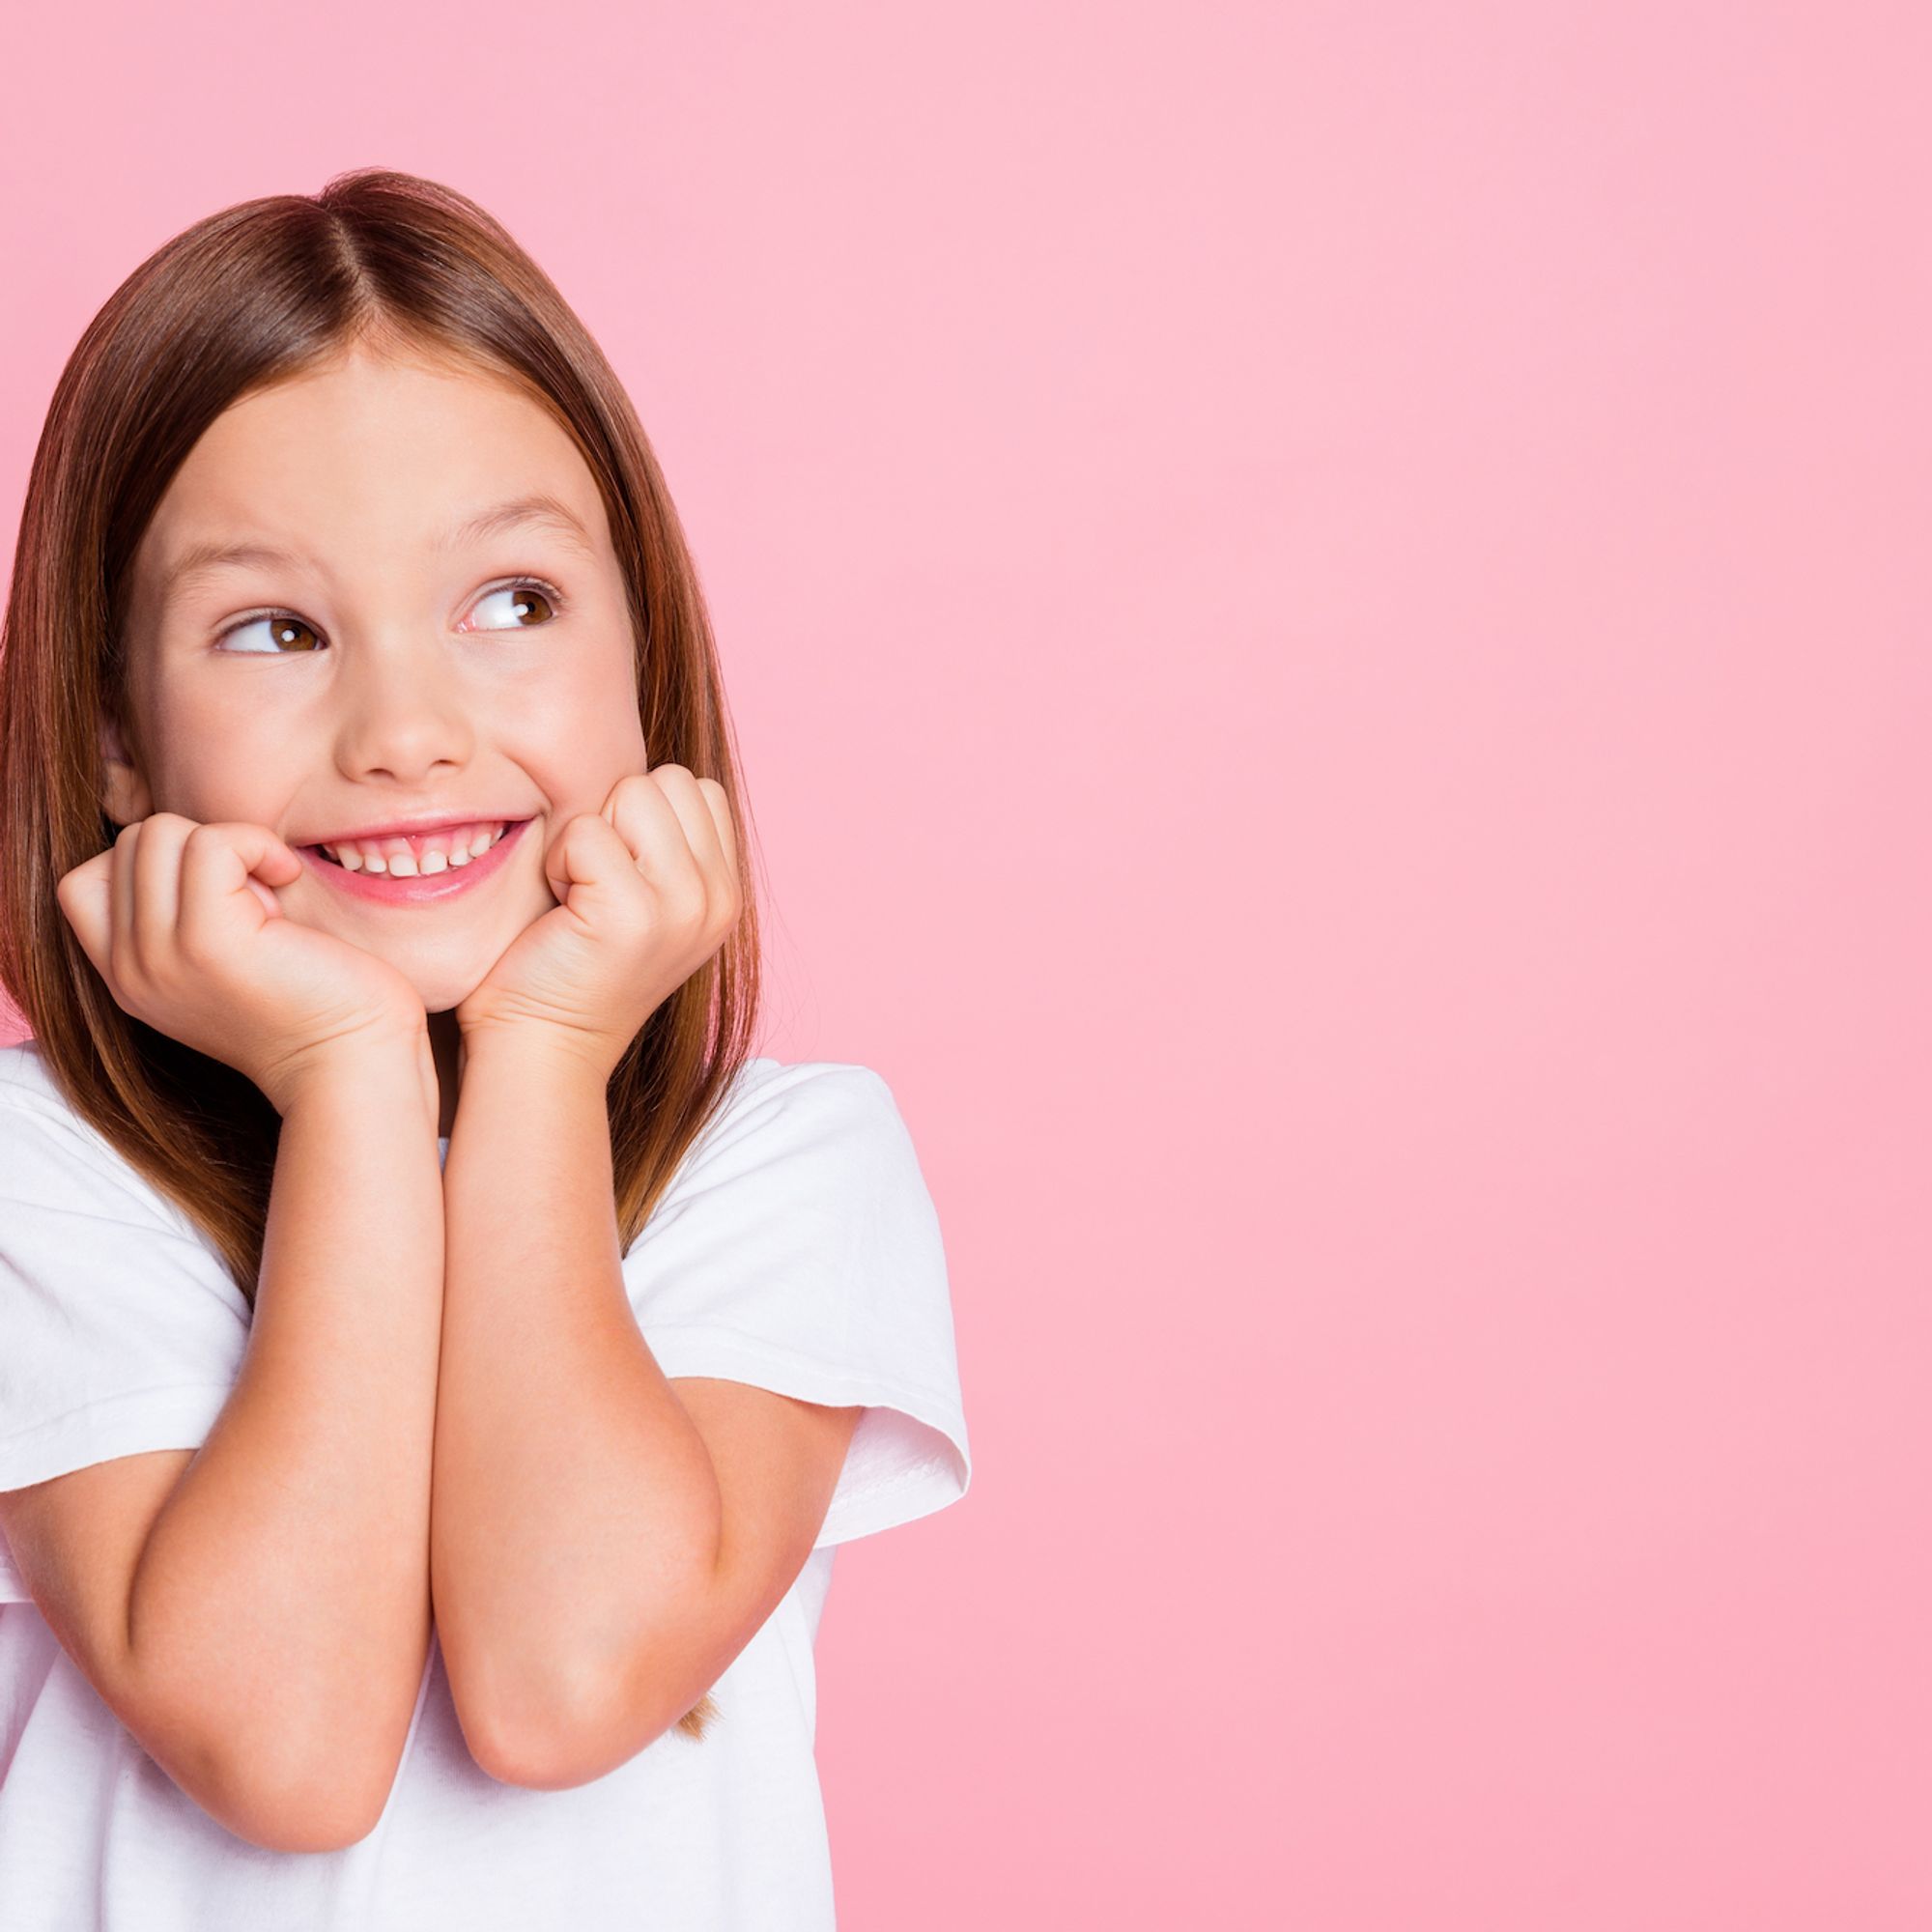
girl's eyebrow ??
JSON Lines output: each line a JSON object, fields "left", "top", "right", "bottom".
{"left": 156, "top": 492, "right": 599, "bottom": 609}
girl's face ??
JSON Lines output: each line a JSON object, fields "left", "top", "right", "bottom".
{"left": 110, "top": 345, "right": 649, "bottom": 1015}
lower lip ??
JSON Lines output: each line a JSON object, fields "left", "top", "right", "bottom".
{"left": 300, "top": 819, "right": 533, "bottom": 906}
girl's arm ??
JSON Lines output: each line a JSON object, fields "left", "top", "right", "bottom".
{"left": 0, "top": 1037, "right": 444, "bottom": 1852}
{"left": 433, "top": 1028, "right": 860, "bottom": 1790}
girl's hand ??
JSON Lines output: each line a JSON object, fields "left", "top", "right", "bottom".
{"left": 57, "top": 814, "right": 434, "bottom": 1118}
{"left": 453, "top": 766, "right": 742, "bottom": 1078}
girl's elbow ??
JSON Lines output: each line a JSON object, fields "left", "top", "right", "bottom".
{"left": 459, "top": 1635, "right": 713, "bottom": 1791}
{"left": 202, "top": 1743, "right": 397, "bottom": 1853}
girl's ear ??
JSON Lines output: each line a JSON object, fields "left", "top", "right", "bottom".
{"left": 99, "top": 711, "right": 153, "bottom": 829}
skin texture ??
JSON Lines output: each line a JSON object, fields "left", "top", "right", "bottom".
{"left": 2, "top": 344, "right": 862, "bottom": 1825}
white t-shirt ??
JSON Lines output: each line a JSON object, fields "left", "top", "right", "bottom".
{"left": 0, "top": 1037, "right": 970, "bottom": 1930}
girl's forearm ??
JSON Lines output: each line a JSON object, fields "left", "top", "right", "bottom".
{"left": 432, "top": 1028, "right": 722, "bottom": 1781}
{"left": 131, "top": 1041, "right": 444, "bottom": 1840}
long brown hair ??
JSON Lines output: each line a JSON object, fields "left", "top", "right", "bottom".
{"left": 0, "top": 168, "right": 766, "bottom": 1741}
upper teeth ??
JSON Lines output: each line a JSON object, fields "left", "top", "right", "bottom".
{"left": 320, "top": 821, "right": 509, "bottom": 875}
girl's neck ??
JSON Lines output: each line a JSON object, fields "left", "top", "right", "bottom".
{"left": 428, "top": 1009, "right": 463, "bottom": 1140}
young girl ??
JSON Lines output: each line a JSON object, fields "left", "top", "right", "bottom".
{"left": 0, "top": 169, "right": 970, "bottom": 1928}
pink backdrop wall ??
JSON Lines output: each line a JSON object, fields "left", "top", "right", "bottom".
{"left": 4, "top": 3, "right": 1928, "bottom": 1923}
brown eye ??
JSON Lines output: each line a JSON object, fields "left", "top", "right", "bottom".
{"left": 470, "top": 580, "right": 560, "bottom": 631}
{"left": 218, "top": 612, "right": 323, "bottom": 654}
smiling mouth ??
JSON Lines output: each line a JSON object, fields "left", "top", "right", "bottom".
{"left": 298, "top": 817, "right": 534, "bottom": 901}
{"left": 306, "top": 818, "right": 530, "bottom": 876}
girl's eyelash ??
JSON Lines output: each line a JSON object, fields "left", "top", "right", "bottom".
{"left": 213, "top": 575, "right": 567, "bottom": 650}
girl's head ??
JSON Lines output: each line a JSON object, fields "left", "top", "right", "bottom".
{"left": 20, "top": 168, "right": 753, "bottom": 1025}
{"left": 0, "top": 167, "right": 762, "bottom": 1300}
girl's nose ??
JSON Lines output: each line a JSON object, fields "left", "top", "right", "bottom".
{"left": 332, "top": 641, "right": 479, "bottom": 784}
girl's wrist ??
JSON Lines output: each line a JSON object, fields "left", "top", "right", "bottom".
{"left": 258, "top": 1017, "right": 432, "bottom": 1122}
{"left": 269, "top": 1028, "right": 437, "bottom": 1130}
{"left": 454, "top": 1016, "right": 617, "bottom": 1090}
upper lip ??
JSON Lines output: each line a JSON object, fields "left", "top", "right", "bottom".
{"left": 301, "top": 811, "right": 532, "bottom": 848}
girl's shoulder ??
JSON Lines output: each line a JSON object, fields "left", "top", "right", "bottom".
{"left": 0, "top": 1037, "right": 105, "bottom": 1161}
{"left": 0, "top": 1037, "right": 195, "bottom": 1236}
{"left": 685, "top": 1054, "right": 913, "bottom": 1172}
{"left": 0, "top": 1034, "right": 64, "bottom": 1113}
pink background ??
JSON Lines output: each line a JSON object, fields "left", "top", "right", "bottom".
{"left": 4, "top": 3, "right": 1929, "bottom": 1923}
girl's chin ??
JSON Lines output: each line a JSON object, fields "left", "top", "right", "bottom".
{"left": 284, "top": 928, "right": 505, "bottom": 1018}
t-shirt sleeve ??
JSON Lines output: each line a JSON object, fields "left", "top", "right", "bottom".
{"left": 621, "top": 1061, "right": 972, "bottom": 1550}
{"left": 0, "top": 1094, "right": 250, "bottom": 1600}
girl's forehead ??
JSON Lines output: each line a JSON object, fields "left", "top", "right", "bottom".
{"left": 145, "top": 360, "right": 608, "bottom": 572}
{"left": 186, "top": 351, "right": 569, "bottom": 470}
